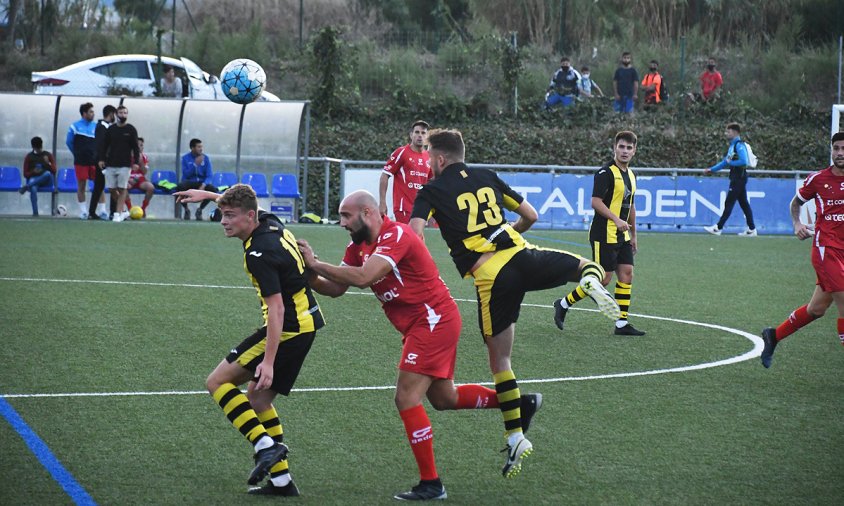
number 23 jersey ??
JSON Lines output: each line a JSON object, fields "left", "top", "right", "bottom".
{"left": 411, "top": 162, "right": 527, "bottom": 277}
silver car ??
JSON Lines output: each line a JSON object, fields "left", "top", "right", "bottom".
{"left": 31, "top": 54, "right": 279, "bottom": 101}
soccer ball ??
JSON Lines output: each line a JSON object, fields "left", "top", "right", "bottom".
{"left": 129, "top": 206, "right": 144, "bottom": 220}
{"left": 56, "top": 204, "right": 67, "bottom": 217}
{"left": 220, "top": 59, "right": 266, "bottom": 104}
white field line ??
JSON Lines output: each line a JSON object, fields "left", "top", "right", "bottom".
{"left": 0, "top": 276, "right": 761, "bottom": 399}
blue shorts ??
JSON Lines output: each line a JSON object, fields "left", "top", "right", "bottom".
{"left": 546, "top": 93, "right": 576, "bottom": 108}
{"left": 613, "top": 97, "right": 634, "bottom": 113}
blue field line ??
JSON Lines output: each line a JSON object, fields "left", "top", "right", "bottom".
{"left": 0, "top": 397, "right": 97, "bottom": 505}
{"left": 522, "top": 232, "right": 588, "bottom": 249}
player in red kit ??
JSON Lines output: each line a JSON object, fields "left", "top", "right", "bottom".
{"left": 379, "top": 120, "right": 432, "bottom": 223}
{"left": 761, "top": 132, "right": 844, "bottom": 368}
{"left": 297, "top": 190, "right": 542, "bottom": 501}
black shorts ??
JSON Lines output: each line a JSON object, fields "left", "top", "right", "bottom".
{"left": 226, "top": 328, "right": 316, "bottom": 396}
{"left": 591, "top": 240, "right": 634, "bottom": 272}
{"left": 472, "top": 245, "right": 584, "bottom": 337}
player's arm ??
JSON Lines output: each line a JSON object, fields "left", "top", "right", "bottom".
{"left": 65, "top": 127, "right": 75, "bottom": 154}
{"left": 628, "top": 204, "right": 638, "bottom": 252}
{"left": 378, "top": 172, "right": 391, "bottom": 216}
{"left": 296, "top": 239, "right": 350, "bottom": 296}
{"left": 592, "top": 196, "right": 629, "bottom": 232}
{"left": 789, "top": 194, "right": 813, "bottom": 240}
{"left": 309, "top": 254, "right": 392, "bottom": 290}
{"left": 511, "top": 200, "right": 538, "bottom": 233}
{"left": 255, "top": 292, "right": 283, "bottom": 390}
{"left": 174, "top": 189, "right": 220, "bottom": 203}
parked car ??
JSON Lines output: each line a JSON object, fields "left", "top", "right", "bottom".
{"left": 31, "top": 54, "right": 280, "bottom": 101}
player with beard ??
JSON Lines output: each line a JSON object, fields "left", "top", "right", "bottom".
{"left": 760, "top": 132, "right": 844, "bottom": 367}
{"left": 297, "top": 190, "right": 542, "bottom": 500}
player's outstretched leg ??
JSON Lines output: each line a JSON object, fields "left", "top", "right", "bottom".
{"left": 578, "top": 262, "right": 620, "bottom": 321}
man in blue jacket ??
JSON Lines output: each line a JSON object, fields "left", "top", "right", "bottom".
{"left": 703, "top": 122, "right": 757, "bottom": 236}
{"left": 177, "top": 138, "right": 218, "bottom": 220}
{"left": 66, "top": 102, "right": 108, "bottom": 220}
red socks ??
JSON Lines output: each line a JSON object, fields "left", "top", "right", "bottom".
{"left": 839, "top": 318, "right": 844, "bottom": 346}
{"left": 455, "top": 384, "right": 499, "bottom": 409}
{"left": 399, "top": 404, "right": 437, "bottom": 481}
{"left": 775, "top": 305, "right": 819, "bottom": 341}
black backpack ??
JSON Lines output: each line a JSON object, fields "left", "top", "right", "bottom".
{"left": 659, "top": 76, "right": 669, "bottom": 102}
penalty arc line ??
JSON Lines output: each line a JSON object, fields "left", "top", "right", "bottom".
{"left": 0, "top": 275, "right": 763, "bottom": 398}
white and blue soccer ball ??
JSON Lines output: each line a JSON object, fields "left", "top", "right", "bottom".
{"left": 220, "top": 59, "right": 266, "bottom": 104}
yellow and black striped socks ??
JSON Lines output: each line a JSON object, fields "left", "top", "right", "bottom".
{"left": 615, "top": 281, "right": 633, "bottom": 323}
{"left": 212, "top": 383, "right": 271, "bottom": 448}
{"left": 257, "top": 407, "right": 291, "bottom": 486}
{"left": 494, "top": 370, "right": 522, "bottom": 436}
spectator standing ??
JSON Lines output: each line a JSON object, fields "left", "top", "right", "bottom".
{"left": 699, "top": 57, "right": 723, "bottom": 102}
{"left": 125, "top": 137, "right": 155, "bottom": 217}
{"left": 89, "top": 105, "right": 117, "bottom": 220}
{"left": 612, "top": 51, "right": 639, "bottom": 113}
{"left": 640, "top": 60, "right": 663, "bottom": 106}
{"left": 760, "top": 133, "right": 844, "bottom": 368}
{"left": 577, "top": 66, "right": 603, "bottom": 98}
{"left": 177, "top": 138, "right": 218, "bottom": 220}
{"left": 703, "top": 122, "right": 757, "bottom": 236}
{"left": 65, "top": 102, "right": 106, "bottom": 220}
{"left": 98, "top": 105, "right": 139, "bottom": 223}
{"left": 544, "top": 56, "right": 581, "bottom": 109}
{"left": 159, "top": 65, "right": 183, "bottom": 98}
{"left": 379, "top": 120, "right": 431, "bottom": 224}
{"left": 19, "top": 136, "right": 57, "bottom": 217}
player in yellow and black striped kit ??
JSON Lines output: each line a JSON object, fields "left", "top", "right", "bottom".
{"left": 175, "top": 183, "right": 323, "bottom": 497}
{"left": 555, "top": 130, "right": 646, "bottom": 336}
{"left": 410, "top": 129, "right": 621, "bottom": 480}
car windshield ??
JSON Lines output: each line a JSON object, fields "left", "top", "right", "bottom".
{"left": 91, "top": 61, "right": 151, "bottom": 79}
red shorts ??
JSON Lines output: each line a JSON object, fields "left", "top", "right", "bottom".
{"left": 398, "top": 305, "right": 461, "bottom": 380}
{"left": 127, "top": 175, "right": 147, "bottom": 189}
{"left": 74, "top": 164, "right": 97, "bottom": 182}
{"left": 393, "top": 210, "right": 412, "bottom": 224}
{"left": 812, "top": 245, "right": 844, "bottom": 292}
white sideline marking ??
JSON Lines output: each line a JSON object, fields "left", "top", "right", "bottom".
{"left": 0, "top": 276, "right": 762, "bottom": 399}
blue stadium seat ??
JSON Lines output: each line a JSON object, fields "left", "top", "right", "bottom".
{"left": 211, "top": 171, "right": 237, "bottom": 190}
{"left": 151, "top": 170, "right": 178, "bottom": 194}
{"left": 57, "top": 168, "right": 78, "bottom": 192}
{"left": 0, "top": 166, "right": 22, "bottom": 191}
{"left": 241, "top": 172, "right": 269, "bottom": 197}
{"left": 271, "top": 173, "right": 300, "bottom": 198}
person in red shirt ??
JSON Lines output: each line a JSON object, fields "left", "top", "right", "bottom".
{"left": 699, "top": 57, "right": 723, "bottom": 101}
{"left": 125, "top": 137, "right": 155, "bottom": 217}
{"left": 297, "top": 190, "right": 542, "bottom": 501}
{"left": 379, "top": 120, "right": 431, "bottom": 223}
{"left": 761, "top": 132, "right": 844, "bottom": 368}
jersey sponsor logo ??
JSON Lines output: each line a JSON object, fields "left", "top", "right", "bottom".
{"left": 409, "top": 170, "right": 427, "bottom": 177}
{"left": 823, "top": 213, "right": 844, "bottom": 221}
{"left": 249, "top": 251, "right": 263, "bottom": 257}
{"left": 408, "top": 182, "right": 424, "bottom": 189}
{"left": 376, "top": 287, "right": 400, "bottom": 302}
{"left": 825, "top": 199, "right": 844, "bottom": 205}
{"left": 374, "top": 246, "right": 391, "bottom": 254}
{"left": 410, "top": 425, "right": 432, "bottom": 443}
{"left": 405, "top": 352, "right": 419, "bottom": 365}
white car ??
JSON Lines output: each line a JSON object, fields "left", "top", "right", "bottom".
{"left": 31, "top": 54, "right": 280, "bottom": 101}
